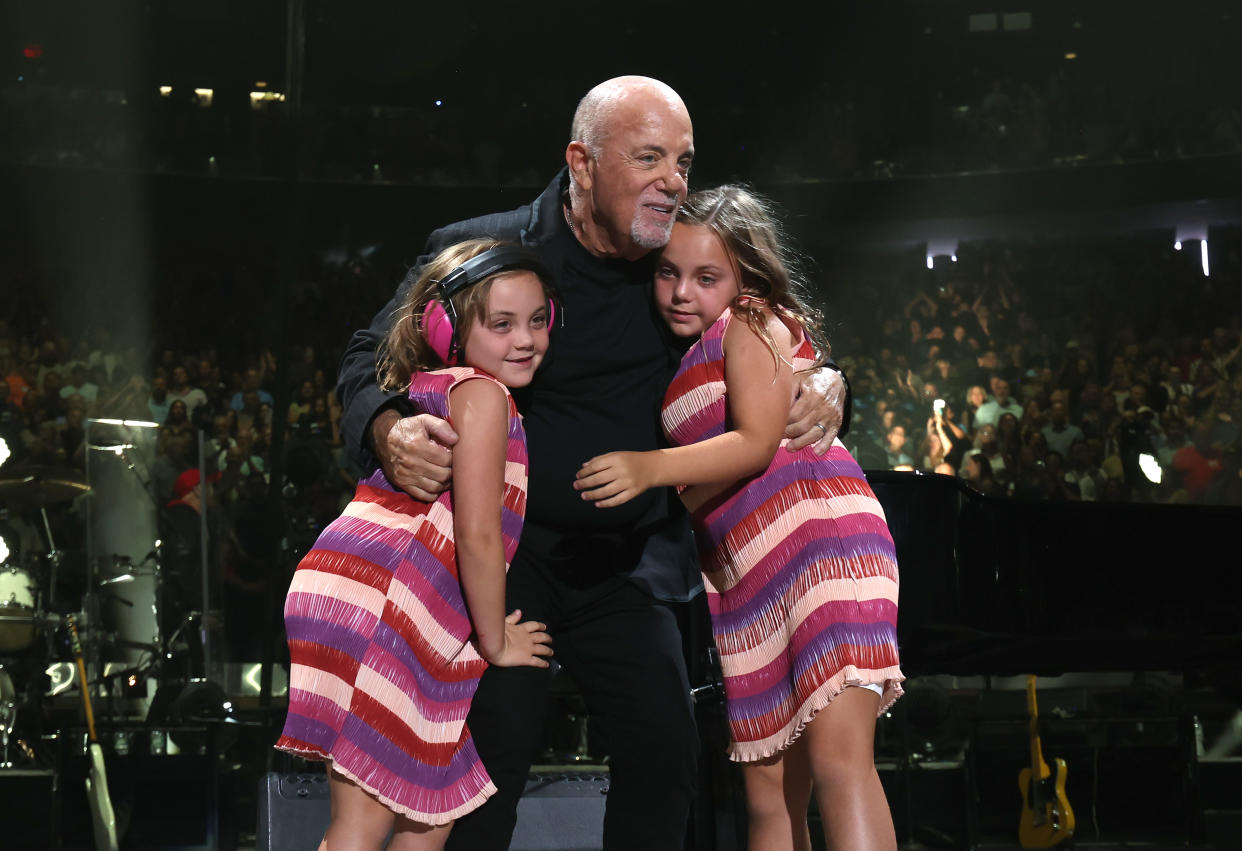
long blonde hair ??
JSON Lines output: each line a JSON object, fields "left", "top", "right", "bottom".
{"left": 676, "top": 185, "right": 829, "bottom": 369}
{"left": 377, "top": 239, "right": 547, "bottom": 392}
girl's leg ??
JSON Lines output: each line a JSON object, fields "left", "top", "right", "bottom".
{"left": 321, "top": 767, "right": 396, "bottom": 851}
{"left": 801, "top": 686, "right": 897, "bottom": 851}
{"left": 388, "top": 816, "right": 452, "bottom": 851}
{"left": 741, "top": 746, "right": 814, "bottom": 851}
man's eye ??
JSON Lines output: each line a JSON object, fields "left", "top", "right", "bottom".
{"left": 677, "top": 157, "right": 693, "bottom": 173}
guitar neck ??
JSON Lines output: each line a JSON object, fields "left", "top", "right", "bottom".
{"left": 66, "top": 617, "right": 100, "bottom": 743}
{"left": 1026, "top": 674, "right": 1050, "bottom": 779}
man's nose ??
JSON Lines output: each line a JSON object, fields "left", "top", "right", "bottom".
{"left": 662, "top": 166, "right": 688, "bottom": 196}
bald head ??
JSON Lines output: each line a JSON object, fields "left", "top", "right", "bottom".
{"left": 571, "top": 76, "right": 687, "bottom": 156}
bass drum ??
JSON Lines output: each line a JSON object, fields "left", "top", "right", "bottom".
{"left": 0, "top": 563, "right": 37, "bottom": 652}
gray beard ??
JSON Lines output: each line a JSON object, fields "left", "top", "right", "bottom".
{"left": 631, "top": 218, "right": 674, "bottom": 251}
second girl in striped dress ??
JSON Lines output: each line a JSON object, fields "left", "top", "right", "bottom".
{"left": 576, "top": 186, "right": 904, "bottom": 851}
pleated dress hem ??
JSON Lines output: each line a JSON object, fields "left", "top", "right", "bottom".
{"left": 726, "top": 664, "right": 906, "bottom": 764}
{"left": 273, "top": 738, "right": 497, "bottom": 826}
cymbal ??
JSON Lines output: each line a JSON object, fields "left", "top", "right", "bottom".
{"left": 0, "top": 466, "right": 91, "bottom": 507}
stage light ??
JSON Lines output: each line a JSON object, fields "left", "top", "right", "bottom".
{"left": 1201, "top": 240, "right": 1210, "bottom": 277}
{"left": 92, "top": 418, "right": 159, "bottom": 427}
{"left": 925, "top": 238, "right": 959, "bottom": 271}
{"left": 0, "top": 533, "right": 9, "bottom": 563}
{"left": 434, "top": 99, "right": 443, "bottom": 107}
{"left": 1174, "top": 240, "right": 1182, "bottom": 250}
{"left": 1139, "top": 453, "right": 1162, "bottom": 484}
{"left": 0, "top": 435, "right": 9, "bottom": 466}
{"left": 159, "top": 85, "right": 172, "bottom": 96}
{"left": 1064, "top": 52, "right": 1078, "bottom": 60}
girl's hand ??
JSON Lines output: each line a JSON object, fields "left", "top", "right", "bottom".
{"left": 575, "top": 451, "right": 656, "bottom": 507}
{"left": 484, "top": 610, "right": 553, "bottom": 669}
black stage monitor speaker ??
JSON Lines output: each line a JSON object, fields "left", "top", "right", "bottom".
{"left": 257, "top": 772, "right": 331, "bottom": 851}
{"left": 511, "top": 772, "right": 608, "bottom": 851}
{"left": 258, "top": 769, "right": 607, "bottom": 851}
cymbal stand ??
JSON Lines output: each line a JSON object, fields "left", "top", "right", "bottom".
{"left": 37, "top": 504, "right": 64, "bottom": 611}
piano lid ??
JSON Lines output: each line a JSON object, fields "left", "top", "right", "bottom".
{"left": 868, "top": 470, "right": 1242, "bottom": 677}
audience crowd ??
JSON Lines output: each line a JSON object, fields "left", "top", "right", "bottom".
{"left": 824, "top": 232, "right": 1242, "bottom": 506}
{"left": 3, "top": 228, "right": 1238, "bottom": 515}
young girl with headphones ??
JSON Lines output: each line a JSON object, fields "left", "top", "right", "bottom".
{"left": 277, "top": 239, "right": 556, "bottom": 850}
{"left": 576, "top": 186, "right": 904, "bottom": 850}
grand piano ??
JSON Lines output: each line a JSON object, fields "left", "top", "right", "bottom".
{"left": 868, "top": 471, "right": 1242, "bottom": 677}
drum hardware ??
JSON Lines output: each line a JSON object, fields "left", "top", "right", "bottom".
{"left": 0, "top": 465, "right": 92, "bottom": 509}
{"left": 0, "top": 561, "right": 37, "bottom": 652}
{"left": 0, "top": 664, "right": 17, "bottom": 768}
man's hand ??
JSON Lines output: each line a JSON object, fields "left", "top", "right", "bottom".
{"left": 371, "top": 409, "right": 458, "bottom": 501}
{"left": 575, "top": 451, "right": 657, "bottom": 508}
{"left": 785, "top": 368, "right": 846, "bottom": 454}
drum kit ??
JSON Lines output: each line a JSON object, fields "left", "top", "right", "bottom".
{"left": 0, "top": 459, "right": 209, "bottom": 769}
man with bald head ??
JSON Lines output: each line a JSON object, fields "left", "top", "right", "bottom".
{"left": 336, "top": 76, "right": 848, "bottom": 849}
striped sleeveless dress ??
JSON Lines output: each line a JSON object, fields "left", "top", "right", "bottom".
{"left": 275, "top": 367, "right": 528, "bottom": 823}
{"left": 662, "top": 307, "right": 903, "bottom": 763}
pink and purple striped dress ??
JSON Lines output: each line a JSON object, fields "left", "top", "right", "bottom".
{"left": 275, "top": 368, "right": 527, "bottom": 823}
{"left": 662, "top": 307, "right": 904, "bottom": 763}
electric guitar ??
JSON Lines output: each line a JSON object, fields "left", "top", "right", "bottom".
{"left": 1018, "top": 674, "right": 1074, "bottom": 848}
{"left": 66, "top": 615, "right": 120, "bottom": 851}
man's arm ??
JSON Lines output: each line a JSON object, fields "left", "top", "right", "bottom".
{"left": 336, "top": 278, "right": 410, "bottom": 470}
{"left": 336, "top": 259, "right": 458, "bottom": 501}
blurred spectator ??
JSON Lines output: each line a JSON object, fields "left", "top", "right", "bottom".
{"left": 974, "top": 378, "right": 1024, "bottom": 428}
{"left": 59, "top": 364, "right": 98, "bottom": 409}
{"left": 1170, "top": 421, "right": 1225, "bottom": 502}
{"left": 148, "top": 375, "right": 172, "bottom": 424}
{"left": 157, "top": 400, "right": 196, "bottom": 473}
{"left": 884, "top": 423, "right": 916, "bottom": 468}
{"left": 1041, "top": 400, "right": 1085, "bottom": 459}
{"left": 168, "top": 365, "right": 208, "bottom": 418}
{"left": 229, "top": 368, "right": 273, "bottom": 411}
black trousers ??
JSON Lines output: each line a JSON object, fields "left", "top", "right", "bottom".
{"left": 446, "top": 538, "right": 698, "bottom": 851}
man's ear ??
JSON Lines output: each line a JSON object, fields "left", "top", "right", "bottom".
{"left": 565, "top": 141, "right": 593, "bottom": 191}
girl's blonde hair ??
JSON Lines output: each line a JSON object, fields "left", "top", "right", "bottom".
{"left": 377, "top": 239, "right": 550, "bottom": 392}
{"left": 676, "top": 185, "right": 829, "bottom": 368}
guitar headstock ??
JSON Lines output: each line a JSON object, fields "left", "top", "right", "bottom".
{"left": 66, "top": 614, "right": 84, "bottom": 657}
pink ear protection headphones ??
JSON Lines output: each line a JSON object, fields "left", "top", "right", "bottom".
{"left": 419, "top": 245, "right": 559, "bottom": 365}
